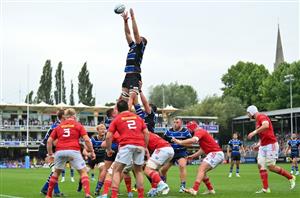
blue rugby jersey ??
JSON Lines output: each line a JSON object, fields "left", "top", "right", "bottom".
{"left": 163, "top": 127, "right": 192, "bottom": 154}
{"left": 124, "top": 41, "right": 146, "bottom": 73}
{"left": 134, "top": 104, "right": 157, "bottom": 132}
{"left": 228, "top": 139, "right": 242, "bottom": 156}
{"left": 41, "top": 120, "right": 61, "bottom": 145}
{"left": 288, "top": 139, "right": 300, "bottom": 155}
{"left": 91, "top": 136, "right": 106, "bottom": 159}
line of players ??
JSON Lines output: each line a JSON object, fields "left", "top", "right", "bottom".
{"left": 39, "top": 7, "right": 298, "bottom": 198}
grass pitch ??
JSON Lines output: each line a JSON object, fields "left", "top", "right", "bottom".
{"left": 0, "top": 164, "right": 299, "bottom": 198}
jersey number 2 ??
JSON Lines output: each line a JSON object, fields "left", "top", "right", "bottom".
{"left": 63, "top": 128, "right": 70, "bottom": 137}
{"left": 127, "top": 120, "right": 136, "bottom": 129}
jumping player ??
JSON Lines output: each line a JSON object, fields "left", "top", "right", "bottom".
{"left": 227, "top": 132, "right": 245, "bottom": 177}
{"left": 161, "top": 118, "right": 191, "bottom": 192}
{"left": 39, "top": 109, "right": 65, "bottom": 197}
{"left": 247, "top": 105, "right": 296, "bottom": 193}
{"left": 173, "top": 121, "right": 224, "bottom": 195}
{"left": 285, "top": 133, "right": 300, "bottom": 175}
{"left": 120, "top": 8, "right": 147, "bottom": 111}
{"left": 105, "top": 100, "right": 150, "bottom": 198}
{"left": 45, "top": 108, "right": 95, "bottom": 198}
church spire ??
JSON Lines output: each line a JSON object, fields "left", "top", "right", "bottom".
{"left": 274, "top": 24, "right": 285, "bottom": 70}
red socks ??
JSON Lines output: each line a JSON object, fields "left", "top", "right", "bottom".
{"left": 193, "top": 181, "right": 201, "bottom": 191}
{"left": 81, "top": 175, "right": 91, "bottom": 196}
{"left": 259, "top": 169, "right": 269, "bottom": 189}
{"left": 124, "top": 176, "right": 132, "bottom": 193}
{"left": 111, "top": 186, "right": 118, "bottom": 198}
{"left": 138, "top": 188, "right": 144, "bottom": 198}
{"left": 149, "top": 171, "right": 162, "bottom": 185}
{"left": 203, "top": 177, "right": 213, "bottom": 191}
{"left": 47, "top": 175, "right": 58, "bottom": 197}
{"left": 102, "top": 180, "right": 112, "bottom": 195}
{"left": 277, "top": 167, "right": 293, "bottom": 180}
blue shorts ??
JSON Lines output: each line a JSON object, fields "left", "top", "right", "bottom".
{"left": 171, "top": 151, "right": 188, "bottom": 163}
{"left": 291, "top": 153, "right": 299, "bottom": 159}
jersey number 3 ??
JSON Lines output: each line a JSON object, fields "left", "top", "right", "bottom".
{"left": 127, "top": 120, "right": 136, "bottom": 129}
{"left": 63, "top": 128, "right": 71, "bottom": 137}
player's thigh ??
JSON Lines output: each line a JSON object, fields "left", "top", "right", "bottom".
{"left": 68, "top": 151, "right": 86, "bottom": 170}
{"left": 147, "top": 148, "right": 174, "bottom": 170}
{"left": 203, "top": 151, "right": 224, "bottom": 169}
{"left": 115, "top": 145, "right": 134, "bottom": 166}
{"left": 265, "top": 143, "right": 279, "bottom": 167}
{"left": 177, "top": 157, "right": 187, "bottom": 168}
{"left": 132, "top": 146, "right": 145, "bottom": 166}
{"left": 54, "top": 151, "right": 68, "bottom": 170}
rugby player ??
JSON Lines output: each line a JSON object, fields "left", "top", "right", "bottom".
{"left": 173, "top": 121, "right": 224, "bottom": 195}
{"left": 144, "top": 132, "right": 174, "bottom": 196}
{"left": 120, "top": 8, "right": 147, "bottom": 111}
{"left": 227, "top": 132, "right": 245, "bottom": 177}
{"left": 45, "top": 108, "right": 95, "bottom": 198}
{"left": 285, "top": 133, "right": 300, "bottom": 175}
{"left": 39, "top": 109, "right": 65, "bottom": 197}
{"left": 161, "top": 118, "right": 191, "bottom": 192}
{"left": 247, "top": 105, "right": 296, "bottom": 193}
{"left": 105, "top": 100, "right": 150, "bottom": 198}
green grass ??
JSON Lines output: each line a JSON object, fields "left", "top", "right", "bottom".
{"left": 0, "top": 164, "right": 299, "bottom": 198}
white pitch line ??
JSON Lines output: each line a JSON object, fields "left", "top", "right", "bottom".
{"left": 0, "top": 194, "right": 24, "bottom": 198}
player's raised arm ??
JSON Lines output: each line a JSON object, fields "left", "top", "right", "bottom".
{"left": 121, "top": 11, "right": 133, "bottom": 45}
{"left": 139, "top": 81, "right": 151, "bottom": 114}
{"left": 129, "top": 8, "right": 142, "bottom": 44}
{"left": 82, "top": 134, "right": 95, "bottom": 160}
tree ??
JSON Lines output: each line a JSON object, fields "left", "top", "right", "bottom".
{"left": 149, "top": 82, "right": 198, "bottom": 109}
{"left": 181, "top": 95, "right": 245, "bottom": 144}
{"left": 259, "top": 61, "right": 300, "bottom": 110}
{"left": 221, "top": 61, "right": 270, "bottom": 109}
{"left": 69, "top": 80, "right": 75, "bottom": 105}
{"left": 54, "top": 62, "right": 66, "bottom": 104}
{"left": 78, "top": 62, "right": 95, "bottom": 106}
{"left": 25, "top": 91, "right": 34, "bottom": 104}
{"left": 35, "top": 60, "right": 53, "bottom": 104}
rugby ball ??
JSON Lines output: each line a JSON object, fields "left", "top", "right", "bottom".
{"left": 114, "top": 3, "right": 126, "bottom": 14}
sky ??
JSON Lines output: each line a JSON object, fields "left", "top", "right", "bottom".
{"left": 0, "top": 0, "right": 299, "bottom": 105}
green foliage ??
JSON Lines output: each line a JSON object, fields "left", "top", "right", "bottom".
{"left": 148, "top": 82, "right": 198, "bottom": 109}
{"left": 54, "top": 62, "right": 66, "bottom": 104}
{"left": 181, "top": 95, "right": 245, "bottom": 143}
{"left": 221, "top": 61, "right": 270, "bottom": 109}
{"left": 259, "top": 61, "right": 300, "bottom": 110}
{"left": 78, "top": 62, "right": 95, "bottom": 106}
{"left": 35, "top": 60, "right": 53, "bottom": 104}
{"left": 25, "top": 91, "right": 34, "bottom": 104}
{"left": 69, "top": 80, "right": 75, "bottom": 105}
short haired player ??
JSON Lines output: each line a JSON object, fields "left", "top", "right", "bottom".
{"left": 227, "top": 133, "right": 245, "bottom": 177}
{"left": 45, "top": 108, "right": 96, "bottom": 198}
{"left": 247, "top": 105, "right": 296, "bottom": 193}
{"left": 285, "top": 133, "right": 300, "bottom": 175}
{"left": 173, "top": 121, "right": 224, "bottom": 195}
{"left": 105, "top": 100, "right": 150, "bottom": 198}
{"left": 120, "top": 8, "right": 147, "bottom": 111}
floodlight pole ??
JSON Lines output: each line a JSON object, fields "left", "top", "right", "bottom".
{"left": 284, "top": 74, "right": 294, "bottom": 135}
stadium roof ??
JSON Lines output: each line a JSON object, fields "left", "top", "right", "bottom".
{"left": 233, "top": 107, "right": 300, "bottom": 121}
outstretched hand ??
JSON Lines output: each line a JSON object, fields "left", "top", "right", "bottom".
{"left": 121, "top": 11, "right": 129, "bottom": 22}
{"left": 129, "top": 8, "right": 134, "bottom": 19}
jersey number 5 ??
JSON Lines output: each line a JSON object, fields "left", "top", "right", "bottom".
{"left": 63, "top": 128, "right": 70, "bottom": 137}
{"left": 127, "top": 120, "right": 136, "bottom": 129}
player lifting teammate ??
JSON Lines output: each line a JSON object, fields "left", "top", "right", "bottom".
{"left": 247, "top": 105, "right": 296, "bottom": 193}
{"left": 120, "top": 8, "right": 147, "bottom": 111}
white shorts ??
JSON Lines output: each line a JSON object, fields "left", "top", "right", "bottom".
{"left": 115, "top": 145, "right": 145, "bottom": 166}
{"left": 146, "top": 147, "right": 174, "bottom": 170}
{"left": 203, "top": 151, "right": 224, "bottom": 168}
{"left": 258, "top": 142, "right": 279, "bottom": 167}
{"left": 54, "top": 150, "right": 86, "bottom": 170}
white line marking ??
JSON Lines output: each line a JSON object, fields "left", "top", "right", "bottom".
{"left": 0, "top": 194, "right": 24, "bottom": 198}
